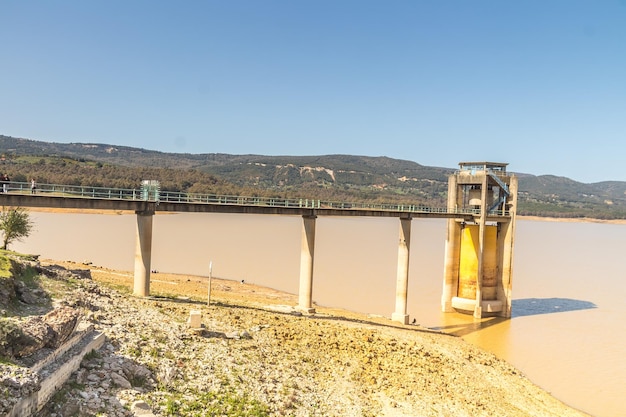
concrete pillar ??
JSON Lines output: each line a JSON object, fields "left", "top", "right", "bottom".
{"left": 134, "top": 211, "right": 154, "bottom": 297}
{"left": 392, "top": 217, "right": 411, "bottom": 324}
{"left": 447, "top": 173, "right": 459, "bottom": 214}
{"left": 474, "top": 175, "right": 488, "bottom": 319}
{"left": 497, "top": 220, "right": 511, "bottom": 318}
{"left": 498, "top": 175, "right": 517, "bottom": 318}
{"left": 441, "top": 219, "right": 461, "bottom": 312}
{"left": 442, "top": 174, "right": 460, "bottom": 312}
{"left": 298, "top": 215, "right": 316, "bottom": 313}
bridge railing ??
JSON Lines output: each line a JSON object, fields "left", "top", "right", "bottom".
{"left": 7, "top": 181, "right": 142, "bottom": 200}
{"left": 154, "top": 190, "right": 497, "bottom": 215}
{"left": 4, "top": 181, "right": 510, "bottom": 216}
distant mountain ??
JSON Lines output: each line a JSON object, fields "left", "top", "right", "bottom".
{"left": 2, "top": 134, "right": 626, "bottom": 219}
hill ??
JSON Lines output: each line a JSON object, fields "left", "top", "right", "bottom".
{"left": 2, "top": 134, "right": 626, "bottom": 219}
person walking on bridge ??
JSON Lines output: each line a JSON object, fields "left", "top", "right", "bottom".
{"left": 31, "top": 178, "right": 37, "bottom": 194}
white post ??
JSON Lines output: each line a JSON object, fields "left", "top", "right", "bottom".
{"left": 207, "top": 261, "right": 213, "bottom": 306}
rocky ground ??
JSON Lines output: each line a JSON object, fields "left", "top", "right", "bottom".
{"left": 2, "top": 258, "right": 591, "bottom": 417}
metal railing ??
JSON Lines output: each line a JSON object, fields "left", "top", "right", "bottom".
{"left": 7, "top": 181, "right": 142, "bottom": 200}
{"left": 2, "top": 181, "right": 510, "bottom": 216}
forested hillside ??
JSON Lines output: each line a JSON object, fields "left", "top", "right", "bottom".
{"left": 2, "top": 134, "right": 626, "bottom": 219}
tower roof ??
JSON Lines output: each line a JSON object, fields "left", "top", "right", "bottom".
{"left": 458, "top": 162, "right": 508, "bottom": 172}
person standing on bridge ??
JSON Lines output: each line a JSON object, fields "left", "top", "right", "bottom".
{"left": 1, "top": 174, "right": 8, "bottom": 193}
{"left": 31, "top": 178, "right": 36, "bottom": 194}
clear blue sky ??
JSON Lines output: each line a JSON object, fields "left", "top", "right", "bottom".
{"left": 2, "top": 1, "right": 625, "bottom": 183}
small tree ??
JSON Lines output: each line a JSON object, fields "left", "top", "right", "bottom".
{"left": 0, "top": 207, "right": 34, "bottom": 250}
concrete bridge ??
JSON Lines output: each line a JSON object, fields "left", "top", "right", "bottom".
{"left": 1, "top": 167, "right": 515, "bottom": 323}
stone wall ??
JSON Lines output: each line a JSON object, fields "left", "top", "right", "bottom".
{"left": 6, "top": 330, "right": 105, "bottom": 417}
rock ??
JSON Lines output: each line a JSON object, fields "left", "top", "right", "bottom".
{"left": 15, "top": 280, "right": 43, "bottom": 304}
{"left": 18, "top": 316, "right": 54, "bottom": 357}
{"left": 131, "top": 400, "right": 155, "bottom": 416}
{"left": 69, "top": 268, "right": 92, "bottom": 279}
{"left": 111, "top": 372, "right": 132, "bottom": 389}
{"left": 0, "top": 276, "right": 17, "bottom": 306}
{"left": 87, "top": 373, "right": 100, "bottom": 382}
{"left": 7, "top": 306, "right": 80, "bottom": 358}
{"left": 0, "top": 364, "right": 41, "bottom": 414}
{"left": 59, "top": 401, "right": 80, "bottom": 416}
{"left": 122, "top": 362, "right": 153, "bottom": 388}
{"left": 43, "top": 306, "right": 81, "bottom": 348}
{"left": 157, "top": 365, "right": 178, "bottom": 388}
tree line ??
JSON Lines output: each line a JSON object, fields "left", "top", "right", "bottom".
{"left": 0, "top": 155, "right": 449, "bottom": 207}
{"left": 4, "top": 152, "right": 626, "bottom": 219}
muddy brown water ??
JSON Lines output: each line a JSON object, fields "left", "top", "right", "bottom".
{"left": 14, "top": 212, "right": 626, "bottom": 417}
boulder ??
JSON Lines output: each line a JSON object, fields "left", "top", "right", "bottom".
{"left": 6, "top": 306, "right": 81, "bottom": 359}
{"left": 43, "top": 306, "right": 81, "bottom": 348}
{"left": 17, "top": 316, "right": 54, "bottom": 357}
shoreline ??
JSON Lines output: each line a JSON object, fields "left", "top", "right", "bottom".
{"left": 44, "top": 259, "right": 417, "bottom": 329}
{"left": 518, "top": 214, "right": 626, "bottom": 224}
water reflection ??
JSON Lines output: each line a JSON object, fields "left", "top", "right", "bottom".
{"left": 511, "top": 298, "right": 597, "bottom": 317}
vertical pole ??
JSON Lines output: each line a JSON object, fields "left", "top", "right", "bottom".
{"left": 134, "top": 210, "right": 154, "bottom": 297}
{"left": 207, "top": 260, "right": 213, "bottom": 306}
{"left": 392, "top": 217, "right": 411, "bottom": 324}
{"left": 298, "top": 215, "right": 317, "bottom": 313}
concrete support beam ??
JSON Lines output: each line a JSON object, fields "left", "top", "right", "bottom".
{"left": 392, "top": 217, "right": 411, "bottom": 325}
{"left": 442, "top": 174, "right": 460, "bottom": 312}
{"left": 498, "top": 176, "right": 518, "bottom": 318}
{"left": 441, "top": 219, "right": 461, "bottom": 312}
{"left": 134, "top": 211, "right": 154, "bottom": 297}
{"left": 298, "top": 215, "right": 316, "bottom": 313}
{"left": 474, "top": 174, "right": 489, "bottom": 319}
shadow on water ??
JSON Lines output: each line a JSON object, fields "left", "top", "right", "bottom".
{"left": 511, "top": 297, "right": 597, "bottom": 318}
{"left": 431, "top": 316, "right": 508, "bottom": 338}
{"left": 430, "top": 297, "right": 597, "bottom": 337}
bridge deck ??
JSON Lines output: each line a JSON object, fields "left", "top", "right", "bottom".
{"left": 0, "top": 181, "right": 511, "bottom": 221}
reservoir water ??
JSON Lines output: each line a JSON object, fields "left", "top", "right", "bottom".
{"left": 14, "top": 211, "right": 626, "bottom": 417}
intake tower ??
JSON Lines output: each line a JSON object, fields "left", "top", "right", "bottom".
{"left": 441, "top": 162, "right": 518, "bottom": 318}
